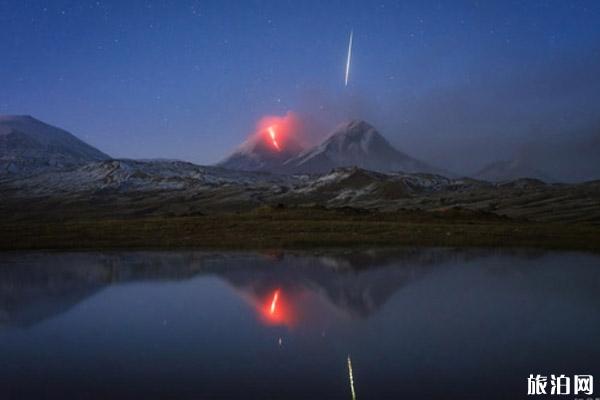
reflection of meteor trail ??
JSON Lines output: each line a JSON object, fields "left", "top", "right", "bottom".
{"left": 269, "top": 289, "right": 280, "bottom": 314}
{"left": 268, "top": 126, "right": 280, "bottom": 150}
{"left": 345, "top": 30, "right": 353, "bottom": 87}
{"left": 347, "top": 354, "right": 357, "bottom": 400}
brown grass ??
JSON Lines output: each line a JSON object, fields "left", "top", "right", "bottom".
{"left": 1, "top": 207, "right": 599, "bottom": 251}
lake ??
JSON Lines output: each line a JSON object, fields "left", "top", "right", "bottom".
{"left": 1, "top": 248, "right": 599, "bottom": 399}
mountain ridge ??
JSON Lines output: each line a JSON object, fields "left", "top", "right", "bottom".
{"left": 0, "top": 115, "right": 109, "bottom": 175}
{"left": 219, "top": 119, "right": 446, "bottom": 175}
{"left": 475, "top": 158, "right": 555, "bottom": 183}
{"left": 283, "top": 120, "right": 444, "bottom": 175}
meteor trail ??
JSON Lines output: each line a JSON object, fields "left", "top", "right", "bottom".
{"left": 345, "top": 30, "right": 353, "bottom": 87}
{"left": 347, "top": 354, "right": 357, "bottom": 400}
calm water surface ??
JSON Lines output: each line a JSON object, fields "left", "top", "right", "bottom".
{"left": 0, "top": 248, "right": 599, "bottom": 399}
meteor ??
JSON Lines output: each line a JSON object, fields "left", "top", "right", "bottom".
{"left": 345, "top": 30, "right": 353, "bottom": 87}
{"left": 347, "top": 354, "right": 357, "bottom": 400}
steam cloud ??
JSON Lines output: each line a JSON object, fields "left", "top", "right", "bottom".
{"left": 292, "top": 49, "right": 600, "bottom": 182}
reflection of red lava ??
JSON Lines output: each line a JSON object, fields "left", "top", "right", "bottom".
{"left": 262, "top": 288, "right": 293, "bottom": 326}
{"left": 269, "top": 289, "right": 280, "bottom": 314}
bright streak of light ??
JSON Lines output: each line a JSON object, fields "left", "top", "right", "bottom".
{"left": 261, "top": 288, "right": 293, "bottom": 326}
{"left": 347, "top": 354, "right": 357, "bottom": 400}
{"left": 345, "top": 30, "right": 353, "bottom": 87}
{"left": 268, "top": 126, "right": 280, "bottom": 150}
{"left": 269, "top": 289, "right": 280, "bottom": 314}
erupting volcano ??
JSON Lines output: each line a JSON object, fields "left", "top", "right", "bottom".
{"left": 267, "top": 126, "right": 280, "bottom": 151}
{"left": 219, "top": 116, "right": 445, "bottom": 175}
{"left": 217, "top": 112, "right": 305, "bottom": 172}
{"left": 269, "top": 289, "right": 280, "bottom": 314}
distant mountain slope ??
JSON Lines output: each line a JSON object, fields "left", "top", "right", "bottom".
{"left": 284, "top": 120, "right": 444, "bottom": 174}
{"left": 0, "top": 158, "right": 298, "bottom": 194}
{"left": 3, "top": 161, "right": 600, "bottom": 224}
{"left": 0, "top": 115, "right": 109, "bottom": 175}
{"left": 475, "top": 159, "right": 554, "bottom": 183}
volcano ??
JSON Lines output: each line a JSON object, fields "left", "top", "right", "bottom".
{"left": 217, "top": 123, "right": 304, "bottom": 172}
{"left": 284, "top": 120, "right": 443, "bottom": 174}
{"left": 219, "top": 119, "right": 445, "bottom": 175}
{"left": 474, "top": 159, "right": 554, "bottom": 183}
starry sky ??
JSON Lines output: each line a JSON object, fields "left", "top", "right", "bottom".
{"left": 1, "top": 0, "right": 600, "bottom": 179}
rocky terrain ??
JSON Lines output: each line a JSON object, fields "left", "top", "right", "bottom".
{"left": 2, "top": 156, "right": 599, "bottom": 224}
{"left": 1, "top": 115, "right": 599, "bottom": 250}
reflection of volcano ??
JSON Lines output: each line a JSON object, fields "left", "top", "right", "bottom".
{"left": 221, "top": 256, "right": 435, "bottom": 321}
{"left": 0, "top": 248, "right": 553, "bottom": 328}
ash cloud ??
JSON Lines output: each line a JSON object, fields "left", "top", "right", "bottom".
{"left": 295, "top": 49, "right": 600, "bottom": 182}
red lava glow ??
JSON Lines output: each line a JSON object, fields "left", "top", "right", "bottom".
{"left": 255, "top": 111, "right": 304, "bottom": 152}
{"left": 262, "top": 288, "right": 293, "bottom": 326}
{"left": 269, "top": 289, "right": 280, "bottom": 314}
{"left": 267, "top": 126, "right": 280, "bottom": 151}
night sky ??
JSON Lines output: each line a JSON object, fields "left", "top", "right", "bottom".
{"left": 1, "top": 1, "right": 599, "bottom": 179}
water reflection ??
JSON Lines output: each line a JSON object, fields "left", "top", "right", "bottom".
{"left": 0, "top": 247, "right": 484, "bottom": 328}
{"left": 0, "top": 248, "right": 599, "bottom": 399}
